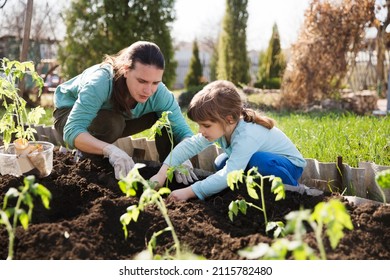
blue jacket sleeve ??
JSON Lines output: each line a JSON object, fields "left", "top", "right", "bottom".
{"left": 55, "top": 65, "right": 113, "bottom": 148}
{"left": 163, "top": 133, "right": 212, "bottom": 166}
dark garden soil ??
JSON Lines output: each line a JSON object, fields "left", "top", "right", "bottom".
{"left": 0, "top": 148, "right": 389, "bottom": 260}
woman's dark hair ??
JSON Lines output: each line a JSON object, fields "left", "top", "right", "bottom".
{"left": 102, "top": 41, "right": 165, "bottom": 114}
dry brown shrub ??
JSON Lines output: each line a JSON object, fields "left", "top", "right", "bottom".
{"left": 280, "top": 0, "right": 375, "bottom": 110}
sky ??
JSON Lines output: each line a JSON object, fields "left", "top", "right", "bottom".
{"left": 172, "top": 0, "right": 311, "bottom": 51}
{"left": 0, "top": 0, "right": 311, "bottom": 51}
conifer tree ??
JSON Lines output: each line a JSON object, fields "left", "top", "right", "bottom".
{"left": 184, "top": 39, "right": 203, "bottom": 88}
{"left": 217, "top": 0, "right": 250, "bottom": 85}
{"left": 209, "top": 47, "right": 219, "bottom": 82}
{"left": 256, "top": 23, "right": 286, "bottom": 89}
{"left": 58, "top": 0, "right": 177, "bottom": 87}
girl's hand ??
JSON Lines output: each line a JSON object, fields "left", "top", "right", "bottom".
{"left": 149, "top": 173, "right": 166, "bottom": 188}
{"left": 149, "top": 164, "right": 169, "bottom": 187}
{"left": 168, "top": 186, "right": 196, "bottom": 201}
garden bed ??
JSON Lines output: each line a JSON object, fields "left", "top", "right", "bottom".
{"left": 0, "top": 148, "right": 389, "bottom": 260}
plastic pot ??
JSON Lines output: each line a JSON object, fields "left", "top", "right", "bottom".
{"left": 0, "top": 141, "right": 54, "bottom": 177}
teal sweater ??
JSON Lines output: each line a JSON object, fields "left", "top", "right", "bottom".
{"left": 54, "top": 64, "right": 193, "bottom": 148}
{"left": 164, "top": 119, "right": 307, "bottom": 200}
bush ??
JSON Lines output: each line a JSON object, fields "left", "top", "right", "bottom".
{"left": 254, "top": 77, "right": 281, "bottom": 89}
{"left": 178, "top": 85, "right": 205, "bottom": 108}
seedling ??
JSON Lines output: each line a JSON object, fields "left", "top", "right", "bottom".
{"left": 149, "top": 111, "right": 174, "bottom": 164}
{"left": 0, "top": 58, "right": 45, "bottom": 149}
{"left": 0, "top": 59, "right": 52, "bottom": 177}
{"left": 0, "top": 175, "right": 51, "bottom": 260}
{"left": 375, "top": 169, "right": 390, "bottom": 204}
{"left": 309, "top": 199, "right": 353, "bottom": 259}
{"left": 227, "top": 167, "right": 285, "bottom": 234}
{"left": 119, "top": 163, "right": 183, "bottom": 259}
{"left": 239, "top": 199, "right": 353, "bottom": 260}
{"left": 148, "top": 110, "right": 190, "bottom": 186}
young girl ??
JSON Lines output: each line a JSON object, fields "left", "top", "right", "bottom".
{"left": 150, "top": 80, "right": 307, "bottom": 201}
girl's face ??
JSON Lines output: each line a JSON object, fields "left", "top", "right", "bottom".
{"left": 197, "top": 120, "right": 225, "bottom": 142}
{"left": 124, "top": 62, "right": 163, "bottom": 103}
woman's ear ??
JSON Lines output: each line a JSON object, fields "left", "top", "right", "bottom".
{"left": 123, "top": 66, "right": 130, "bottom": 78}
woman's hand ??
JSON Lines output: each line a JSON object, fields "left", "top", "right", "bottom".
{"left": 168, "top": 186, "right": 196, "bottom": 201}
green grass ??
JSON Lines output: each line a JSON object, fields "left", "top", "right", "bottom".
{"left": 38, "top": 107, "right": 54, "bottom": 126}
{"left": 2, "top": 107, "right": 388, "bottom": 167}
{"left": 269, "top": 112, "right": 390, "bottom": 167}
{"left": 136, "top": 110, "right": 389, "bottom": 167}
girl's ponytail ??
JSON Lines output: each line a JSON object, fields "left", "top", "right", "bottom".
{"left": 242, "top": 108, "right": 275, "bottom": 129}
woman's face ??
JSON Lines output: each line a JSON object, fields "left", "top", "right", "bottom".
{"left": 124, "top": 62, "right": 164, "bottom": 103}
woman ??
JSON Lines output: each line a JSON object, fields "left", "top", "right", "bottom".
{"left": 150, "top": 80, "right": 307, "bottom": 201}
{"left": 54, "top": 41, "right": 197, "bottom": 182}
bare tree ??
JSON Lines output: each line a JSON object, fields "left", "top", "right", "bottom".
{"left": 375, "top": 0, "right": 390, "bottom": 97}
{"left": 20, "top": 0, "right": 33, "bottom": 62}
{"left": 18, "top": 0, "right": 33, "bottom": 98}
{"left": 0, "top": 0, "right": 67, "bottom": 99}
{"left": 281, "top": 0, "right": 375, "bottom": 110}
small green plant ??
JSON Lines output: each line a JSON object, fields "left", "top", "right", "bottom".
{"left": 239, "top": 199, "right": 353, "bottom": 260}
{"left": 309, "top": 199, "right": 353, "bottom": 259}
{"left": 148, "top": 110, "right": 189, "bottom": 186}
{"left": 0, "top": 175, "right": 51, "bottom": 260}
{"left": 119, "top": 163, "right": 183, "bottom": 259}
{"left": 227, "top": 167, "right": 285, "bottom": 235}
{"left": 375, "top": 169, "right": 390, "bottom": 204}
{"left": 0, "top": 58, "right": 45, "bottom": 149}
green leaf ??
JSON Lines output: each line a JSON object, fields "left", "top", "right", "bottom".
{"left": 284, "top": 208, "right": 311, "bottom": 236}
{"left": 238, "top": 200, "right": 248, "bottom": 215}
{"left": 158, "top": 187, "right": 171, "bottom": 196}
{"left": 227, "top": 169, "right": 244, "bottom": 190}
{"left": 167, "top": 166, "right": 175, "bottom": 182}
{"left": 130, "top": 207, "right": 140, "bottom": 222}
{"left": 271, "top": 177, "right": 285, "bottom": 201}
{"left": 228, "top": 201, "right": 239, "bottom": 221}
{"left": 19, "top": 211, "right": 29, "bottom": 230}
{"left": 120, "top": 212, "right": 132, "bottom": 225}
{"left": 311, "top": 199, "right": 353, "bottom": 249}
{"left": 266, "top": 221, "right": 285, "bottom": 238}
{"left": 376, "top": 169, "right": 390, "bottom": 189}
{"left": 247, "top": 186, "right": 259, "bottom": 199}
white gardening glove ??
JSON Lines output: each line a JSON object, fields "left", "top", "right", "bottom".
{"left": 102, "top": 144, "right": 135, "bottom": 180}
{"left": 174, "top": 159, "right": 199, "bottom": 185}
{"left": 284, "top": 183, "right": 323, "bottom": 197}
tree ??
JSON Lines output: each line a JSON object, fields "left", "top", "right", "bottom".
{"left": 256, "top": 23, "right": 286, "bottom": 89}
{"left": 0, "top": 0, "right": 65, "bottom": 62}
{"left": 18, "top": 0, "right": 33, "bottom": 98}
{"left": 281, "top": 0, "right": 375, "bottom": 110}
{"left": 209, "top": 46, "right": 219, "bottom": 82}
{"left": 216, "top": 0, "right": 250, "bottom": 85}
{"left": 0, "top": 0, "right": 65, "bottom": 100}
{"left": 375, "top": 0, "right": 390, "bottom": 98}
{"left": 184, "top": 39, "right": 204, "bottom": 89}
{"left": 58, "top": 0, "right": 177, "bottom": 88}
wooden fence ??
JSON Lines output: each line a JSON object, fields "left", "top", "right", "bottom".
{"left": 32, "top": 124, "right": 390, "bottom": 203}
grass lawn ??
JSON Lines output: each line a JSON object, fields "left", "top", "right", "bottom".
{"left": 1, "top": 99, "right": 388, "bottom": 167}
{"left": 133, "top": 110, "right": 389, "bottom": 167}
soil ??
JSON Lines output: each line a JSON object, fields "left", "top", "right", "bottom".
{"left": 0, "top": 148, "right": 389, "bottom": 260}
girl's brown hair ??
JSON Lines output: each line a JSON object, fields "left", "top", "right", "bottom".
{"left": 102, "top": 41, "right": 165, "bottom": 114}
{"left": 187, "top": 80, "right": 275, "bottom": 129}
